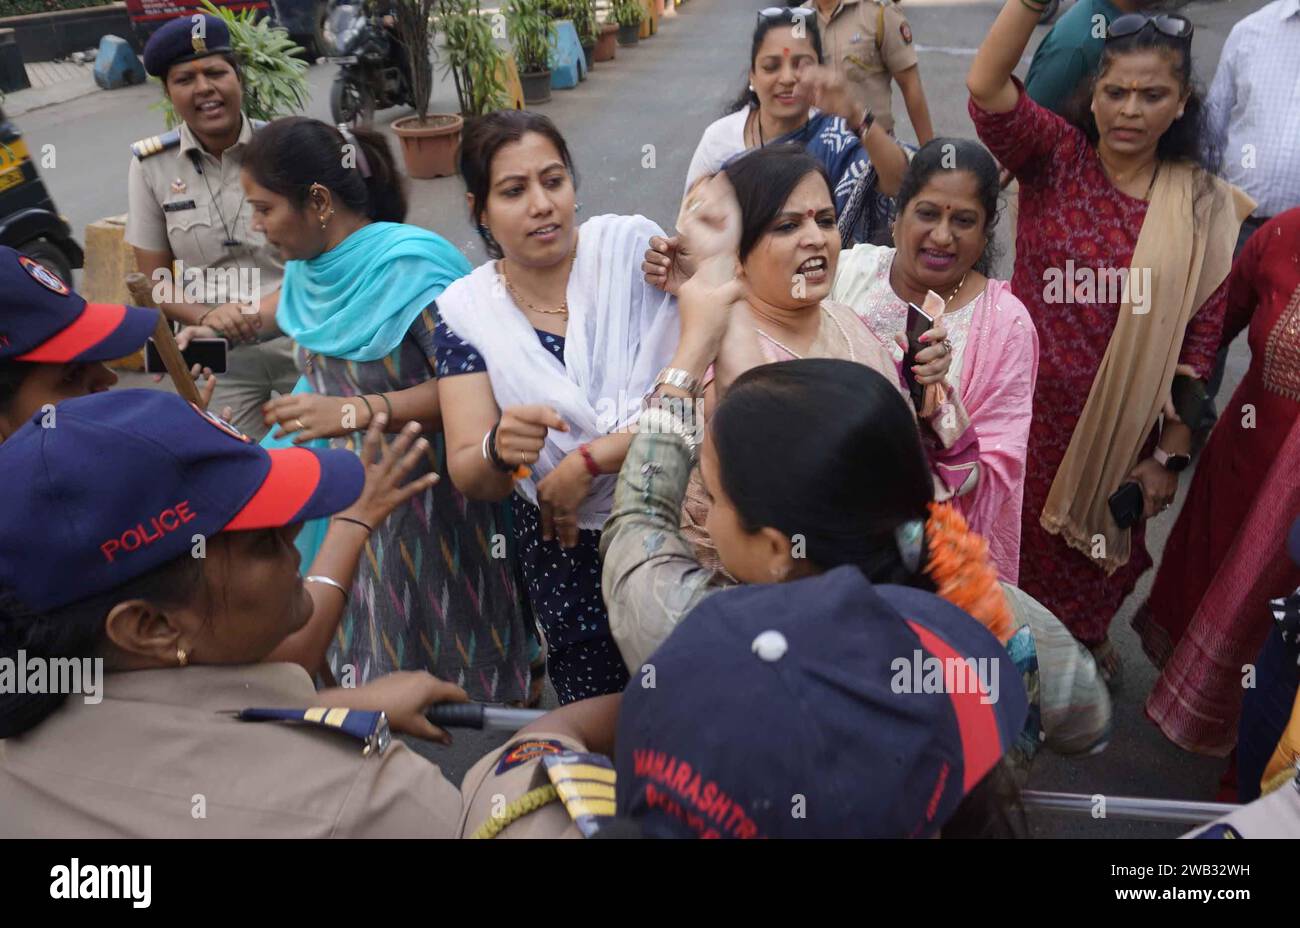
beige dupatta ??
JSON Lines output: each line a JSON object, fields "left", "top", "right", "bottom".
{"left": 1040, "top": 162, "right": 1254, "bottom": 574}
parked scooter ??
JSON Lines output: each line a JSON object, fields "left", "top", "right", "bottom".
{"left": 322, "top": 0, "right": 420, "bottom": 126}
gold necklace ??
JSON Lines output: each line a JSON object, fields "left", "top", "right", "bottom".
{"left": 754, "top": 304, "right": 856, "bottom": 363}
{"left": 945, "top": 272, "right": 968, "bottom": 308}
{"left": 498, "top": 253, "right": 574, "bottom": 316}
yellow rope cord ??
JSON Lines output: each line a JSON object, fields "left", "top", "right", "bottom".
{"left": 470, "top": 784, "right": 560, "bottom": 839}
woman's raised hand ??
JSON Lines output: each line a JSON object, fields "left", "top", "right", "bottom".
{"left": 677, "top": 172, "right": 742, "bottom": 284}
{"left": 339, "top": 415, "right": 440, "bottom": 530}
{"left": 804, "top": 65, "right": 859, "bottom": 125}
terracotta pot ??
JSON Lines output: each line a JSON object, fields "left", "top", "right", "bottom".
{"left": 617, "top": 23, "right": 640, "bottom": 45}
{"left": 520, "top": 68, "right": 552, "bottom": 104}
{"left": 594, "top": 23, "right": 617, "bottom": 61}
{"left": 391, "top": 114, "right": 462, "bottom": 179}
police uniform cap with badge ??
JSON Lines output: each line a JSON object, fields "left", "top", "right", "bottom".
{"left": 0, "top": 245, "right": 160, "bottom": 441}
{"left": 460, "top": 567, "right": 1029, "bottom": 839}
{"left": 0, "top": 390, "right": 461, "bottom": 837}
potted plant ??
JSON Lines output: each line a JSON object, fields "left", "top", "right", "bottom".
{"left": 564, "top": 0, "right": 600, "bottom": 71}
{"left": 390, "top": 0, "right": 462, "bottom": 178}
{"left": 507, "top": 0, "right": 554, "bottom": 105}
{"left": 439, "top": 0, "right": 509, "bottom": 117}
{"left": 611, "top": 0, "right": 643, "bottom": 47}
{"left": 594, "top": 12, "right": 617, "bottom": 63}
{"left": 154, "top": 0, "right": 309, "bottom": 127}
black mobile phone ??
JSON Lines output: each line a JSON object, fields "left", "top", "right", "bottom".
{"left": 145, "top": 337, "right": 228, "bottom": 375}
{"left": 1108, "top": 481, "right": 1145, "bottom": 530}
{"left": 1171, "top": 373, "right": 1209, "bottom": 429}
{"left": 901, "top": 302, "right": 933, "bottom": 413}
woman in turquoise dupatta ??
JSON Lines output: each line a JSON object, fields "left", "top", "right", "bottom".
{"left": 187, "top": 117, "right": 534, "bottom": 704}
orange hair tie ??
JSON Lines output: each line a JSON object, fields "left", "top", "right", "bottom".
{"left": 923, "top": 502, "right": 1013, "bottom": 643}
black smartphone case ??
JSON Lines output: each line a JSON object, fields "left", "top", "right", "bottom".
{"left": 1108, "top": 481, "right": 1144, "bottom": 529}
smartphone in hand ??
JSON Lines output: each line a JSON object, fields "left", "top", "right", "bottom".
{"left": 1108, "top": 481, "right": 1145, "bottom": 529}
{"left": 901, "top": 302, "right": 933, "bottom": 414}
{"left": 145, "top": 337, "right": 228, "bottom": 375}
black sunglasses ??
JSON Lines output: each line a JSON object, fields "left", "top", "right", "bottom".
{"left": 758, "top": 7, "right": 814, "bottom": 24}
{"left": 1106, "top": 13, "right": 1194, "bottom": 42}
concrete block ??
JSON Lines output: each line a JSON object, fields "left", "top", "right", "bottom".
{"left": 92, "top": 34, "right": 144, "bottom": 90}
{"left": 548, "top": 20, "right": 586, "bottom": 90}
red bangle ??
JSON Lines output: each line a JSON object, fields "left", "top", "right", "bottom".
{"left": 578, "top": 443, "right": 600, "bottom": 478}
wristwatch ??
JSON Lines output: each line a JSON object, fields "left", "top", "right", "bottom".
{"left": 1154, "top": 447, "right": 1191, "bottom": 473}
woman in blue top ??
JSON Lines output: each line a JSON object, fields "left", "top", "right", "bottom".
{"left": 184, "top": 117, "right": 534, "bottom": 704}
{"left": 683, "top": 6, "right": 909, "bottom": 245}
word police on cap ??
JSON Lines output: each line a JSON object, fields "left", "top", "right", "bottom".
{"left": 100, "top": 501, "right": 197, "bottom": 563}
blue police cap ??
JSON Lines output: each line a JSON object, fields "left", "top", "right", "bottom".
{"left": 143, "top": 14, "right": 234, "bottom": 78}
{"left": 0, "top": 390, "right": 364, "bottom": 612}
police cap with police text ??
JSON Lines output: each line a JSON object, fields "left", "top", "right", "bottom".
{"left": 0, "top": 390, "right": 364, "bottom": 612}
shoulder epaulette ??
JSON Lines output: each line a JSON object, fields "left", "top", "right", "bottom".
{"left": 543, "top": 751, "right": 617, "bottom": 837}
{"left": 131, "top": 129, "right": 182, "bottom": 160}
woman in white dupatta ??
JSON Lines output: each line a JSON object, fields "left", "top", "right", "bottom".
{"left": 435, "top": 112, "right": 679, "bottom": 704}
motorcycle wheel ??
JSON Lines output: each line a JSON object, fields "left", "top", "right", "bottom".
{"left": 330, "top": 74, "right": 375, "bottom": 128}
{"left": 20, "top": 238, "right": 74, "bottom": 286}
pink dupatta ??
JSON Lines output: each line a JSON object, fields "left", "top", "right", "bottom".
{"left": 952, "top": 280, "right": 1039, "bottom": 585}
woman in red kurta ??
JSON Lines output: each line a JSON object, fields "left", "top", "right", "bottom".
{"left": 1134, "top": 209, "right": 1300, "bottom": 754}
{"left": 966, "top": 3, "right": 1244, "bottom": 681}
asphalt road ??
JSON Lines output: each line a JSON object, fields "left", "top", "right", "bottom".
{"left": 10, "top": 0, "right": 1271, "bottom": 835}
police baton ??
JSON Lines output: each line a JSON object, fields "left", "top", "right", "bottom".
{"left": 126, "top": 271, "right": 202, "bottom": 406}
{"left": 426, "top": 702, "right": 546, "bottom": 732}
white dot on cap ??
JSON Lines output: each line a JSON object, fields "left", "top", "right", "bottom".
{"left": 751, "top": 630, "right": 788, "bottom": 662}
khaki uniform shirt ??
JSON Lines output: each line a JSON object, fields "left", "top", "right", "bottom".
{"left": 0, "top": 663, "right": 461, "bottom": 838}
{"left": 802, "top": 0, "right": 918, "bottom": 135}
{"left": 126, "top": 115, "right": 283, "bottom": 302}
{"left": 458, "top": 732, "right": 589, "bottom": 838}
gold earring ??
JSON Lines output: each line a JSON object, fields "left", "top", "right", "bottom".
{"left": 176, "top": 647, "right": 189, "bottom": 667}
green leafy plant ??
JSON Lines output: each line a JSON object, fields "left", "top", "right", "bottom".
{"left": 506, "top": 0, "right": 554, "bottom": 76}
{"left": 570, "top": 0, "right": 600, "bottom": 46}
{"left": 610, "top": 0, "right": 644, "bottom": 28}
{"left": 437, "top": 0, "right": 508, "bottom": 117}
{"left": 152, "top": 0, "right": 308, "bottom": 128}
{"left": 393, "top": 0, "right": 438, "bottom": 123}
{"left": 541, "top": 0, "right": 598, "bottom": 46}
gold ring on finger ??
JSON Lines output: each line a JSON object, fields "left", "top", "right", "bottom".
{"left": 294, "top": 418, "right": 306, "bottom": 431}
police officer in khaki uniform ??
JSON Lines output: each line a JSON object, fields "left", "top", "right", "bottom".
{"left": 127, "top": 14, "right": 297, "bottom": 440}
{"left": 801, "top": 0, "right": 935, "bottom": 142}
{"left": 0, "top": 390, "right": 466, "bottom": 837}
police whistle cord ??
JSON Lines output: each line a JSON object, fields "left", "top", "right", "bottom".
{"left": 1021, "top": 790, "right": 1239, "bottom": 825}
{"left": 425, "top": 703, "right": 546, "bottom": 731}
{"left": 126, "top": 271, "right": 203, "bottom": 406}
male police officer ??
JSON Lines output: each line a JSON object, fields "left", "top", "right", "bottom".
{"left": 127, "top": 14, "right": 297, "bottom": 439}
{"left": 800, "top": 0, "right": 934, "bottom": 143}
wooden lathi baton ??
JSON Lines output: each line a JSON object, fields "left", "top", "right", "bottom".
{"left": 125, "top": 271, "right": 202, "bottom": 406}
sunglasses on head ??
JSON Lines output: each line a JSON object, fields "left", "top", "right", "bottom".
{"left": 1106, "top": 13, "right": 1194, "bottom": 42}
{"left": 758, "top": 6, "right": 814, "bottom": 23}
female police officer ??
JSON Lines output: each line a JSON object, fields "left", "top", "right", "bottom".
{"left": 0, "top": 389, "right": 469, "bottom": 836}
{"left": 126, "top": 14, "right": 297, "bottom": 440}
